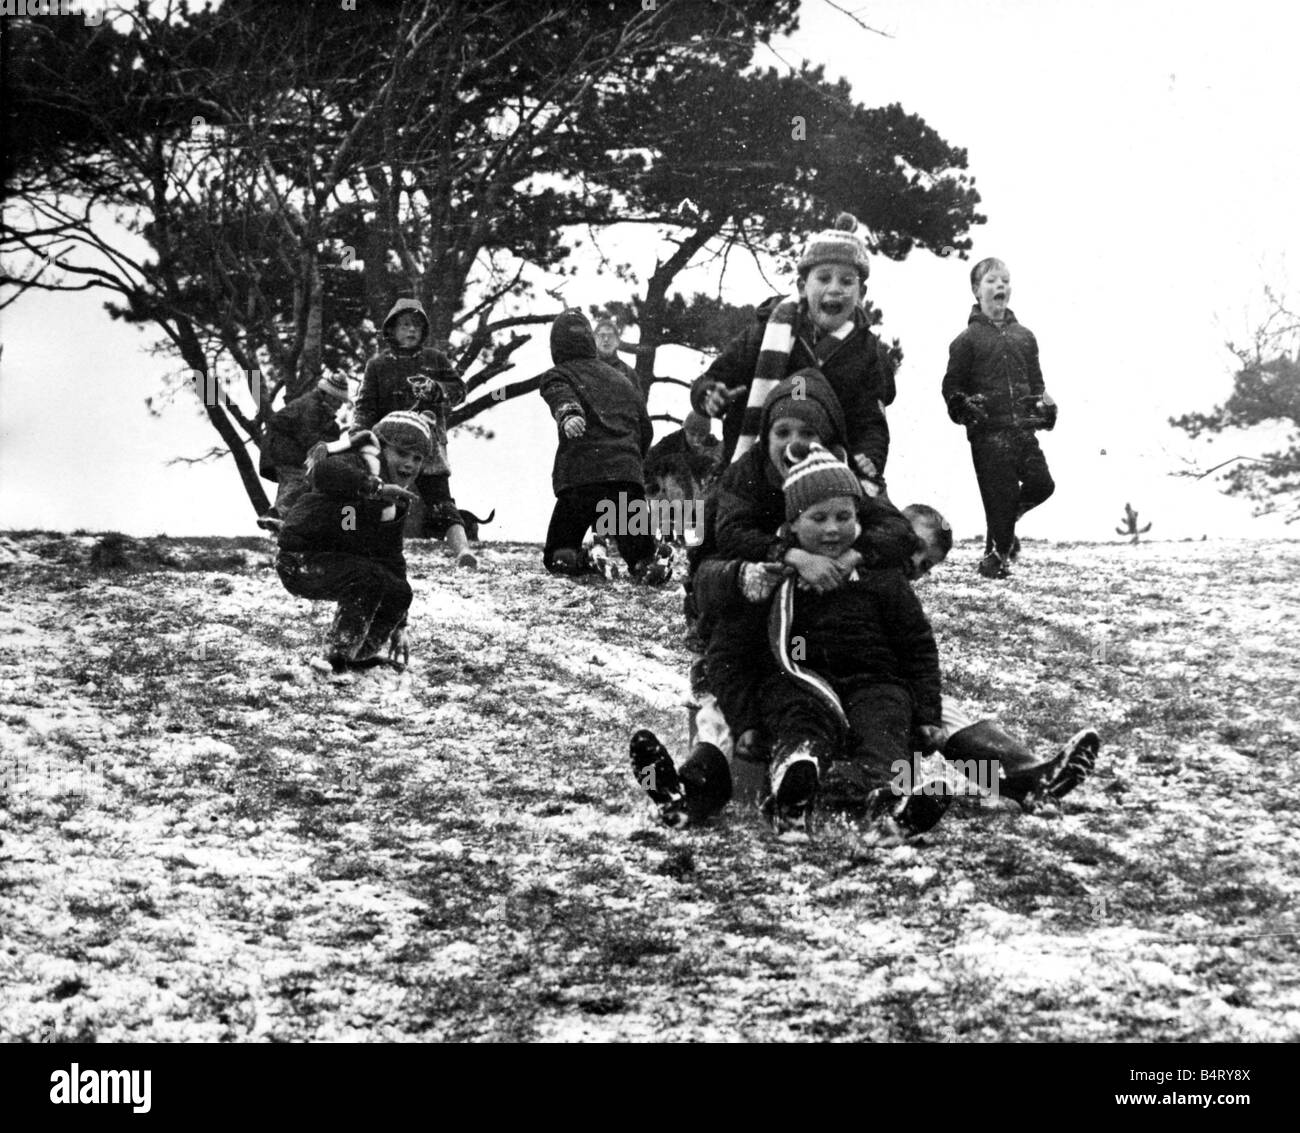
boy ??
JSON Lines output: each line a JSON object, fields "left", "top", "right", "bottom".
{"left": 691, "top": 212, "right": 893, "bottom": 493}
{"left": 757, "top": 443, "right": 949, "bottom": 836}
{"left": 593, "top": 317, "right": 643, "bottom": 398}
{"left": 355, "top": 298, "right": 477, "bottom": 568}
{"left": 256, "top": 371, "right": 350, "bottom": 532}
{"left": 942, "top": 257, "right": 1057, "bottom": 579}
{"left": 539, "top": 309, "right": 670, "bottom": 583}
{"left": 274, "top": 411, "right": 431, "bottom": 673}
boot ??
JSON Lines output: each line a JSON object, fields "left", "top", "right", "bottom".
{"left": 763, "top": 740, "right": 822, "bottom": 834}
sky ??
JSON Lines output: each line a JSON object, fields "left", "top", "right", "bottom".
{"left": 3, "top": 0, "right": 1299, "bottom": 543}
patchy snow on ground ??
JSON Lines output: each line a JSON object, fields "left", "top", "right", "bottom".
{"left": 0, "top": 532, "right": 1298, "bottom": 1042}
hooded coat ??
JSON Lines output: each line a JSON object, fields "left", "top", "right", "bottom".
{"left": 689, "top": 296, "right": 895, "bottom": 471}
{"left": 355, "top": 299, "right": 467, "bottom": 472}
{"left": 538, "top": 310, "right": 654, "bottom": 494}
{"left": 258, "top": 388, "right": 342, "bottom": 481}
{"left": 941, "top": 305, "right": 1045, "bottom": 438}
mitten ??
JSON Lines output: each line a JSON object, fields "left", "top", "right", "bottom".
{"left": 947, "top": 392, "right": 988, "bottom": 426}
{"left": 1039, "top": 393, "right": 1057, "bottom": 431}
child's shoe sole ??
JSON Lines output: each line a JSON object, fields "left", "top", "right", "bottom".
{"left": 1041, "top": 728, "right": 1100, "bottom": 800}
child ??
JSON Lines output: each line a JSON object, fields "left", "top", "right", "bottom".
{"left": 691, "top": 212, "right": 893, "bottom": 492}
{"left": 274, "top": 411, "right": 431, "bottom": 673}
{"left": 256, "top": 371, "right": 350, "bottom": 531}
{"left": 942, "top": 257, "right": 1057, "bottom": 579}
{"left": 757, "top": 443, "right": 949, "bottom": 836}
{"left": 593, "top": 317, "right": 642, "bottom": 397}
{"left": 538, "top": 309, "right": 669, "bottom": 584}
{"left": 355, "top": 299, "right": 477, "bottom": 568}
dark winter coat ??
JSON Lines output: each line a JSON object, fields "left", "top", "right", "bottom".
{"left": 600, "top": 353, "right": 643, "bottom": 399}
{"left": 354, "top": 299, "right": 467, "bottom": 470}
{"left": 277, "top": 451, "right": 408, "bottom": 575}
{"left": 779, "top": 569, "right": 943, "bottom": 727}
{"left": 539, "top": 310, "right": 654, "bottom": 494}
{"left": 258, "top": 389, "right": 342, "bottom": 481}
{"left": 941, "top": 305, "right": 1046, "bottom": 438}
{"left": 690, "top": 296, "right": 895, "bottom": 471}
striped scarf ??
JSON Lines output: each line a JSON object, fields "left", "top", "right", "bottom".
{"left": 767, "top": 574, "right": 850, "bottom": 741}
{"left": 731, "top": 296, "right": 859, "bottom": 462}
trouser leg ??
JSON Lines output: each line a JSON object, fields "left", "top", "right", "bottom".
{"left": 969, "top": 433, "right": 1020, "bottom": 558}
{"left": 843, "top": 682, "right": 915, "bottom": 793}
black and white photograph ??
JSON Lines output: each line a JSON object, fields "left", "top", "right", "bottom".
{"left": 1, "top": 0, "right": 1297, "bottom": 1075}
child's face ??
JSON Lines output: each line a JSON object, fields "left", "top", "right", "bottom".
{"left": 798, "top": 264, "right": 862, "bottom": 334}
{"left": 904, "top": 528, "right": 948, "bottom": 581}
{"left": 594, "top": 326, "right": 618, "bottom": 356}
{"left": 382, "top": 443, "right": 424, "bottom": 486}
{"left": 767, "top": 416, "right": 825, "bottom": 473}
{"left": 791, "top": 495, "right": 861, "bottom": 558}
{"left": 973, "top": 264, "right": 1011, "bottom": 320}
{"left": 392, "top": 314, "right": 423, "bottom": 349}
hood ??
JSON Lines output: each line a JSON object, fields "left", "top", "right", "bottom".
{"left": 381, "top": 298, "right": 430, "bottom": 350}
{"left": 758, "top": 369, "right": 848, "bottom": 451}
{"left": 967, "top": 303, "right": 1019, "bottom": 328}
{"left": 550, "top": 308, "right": 598, "bottom": 364}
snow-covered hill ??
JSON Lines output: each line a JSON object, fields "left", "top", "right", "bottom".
{"left": 1, "top": 532, "right": 1297, "bottom": 1041}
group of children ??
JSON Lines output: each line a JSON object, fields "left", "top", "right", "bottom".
{"left": 625, "top": 214, "right": 1096, "bottom": 839}
{"left": 257, "top": 208, "right": 1096, "bottom": 840}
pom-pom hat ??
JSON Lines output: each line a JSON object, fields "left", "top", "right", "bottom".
{"left": 782, "top": 441, "right": 863, "bottom": 521}
{"left": 797, "top": 212, "right": 871, "bottom": 280}
{"left": 373, "top": 411, "right": 434, "bottom": 457}
{"left": 317, "top": 372, "right": 350, "bottom": 401}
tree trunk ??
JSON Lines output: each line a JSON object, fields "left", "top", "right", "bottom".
{"left": 636, "top": 227, "right": 715, "bottom": 401}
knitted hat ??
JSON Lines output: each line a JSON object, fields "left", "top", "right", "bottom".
{"left": 317, "top": 372, "right": 350, "bottom": 401}
{"left": 782, "top": 442, "right": 863, "bottom": 521}
{"left": 765, "top": 375, "right": 834, "bottom": 444}
{"left": 797, "top": 212, "right": 871, "bottom": 280}
{"left": 373, "top": 411, "right": 433, "bottom": 457}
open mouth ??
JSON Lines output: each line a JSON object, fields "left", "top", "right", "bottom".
{"left": 818, "top": 301, "right": 846, "bottom": 316}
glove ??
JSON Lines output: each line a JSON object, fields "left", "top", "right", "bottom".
{"left": 562, "top": 415, "right": 586, "bottom": 438}
{"left": 739, "top": 561, "right": 783, "bottom": 603}
{"left": 948, "top": 393, "right": 988, "bottom": 426}
{"left": 388, "top": 626, "right": 409, "bottom": 669}
{"left": 914, "top": 724, "right": 947, "bottom": 754}
{"left": 703, "top": 384, "right": 746, "bottom": 417}
{"left": 407, "top": 371, "right": 445, "bottom": 404}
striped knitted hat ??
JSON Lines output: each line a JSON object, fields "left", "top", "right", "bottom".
{"left": 317, "top": 372, "right": 350, "bottom": 401}
{"left": 782, "top": 442, "right": 863, "bottom": 521}
{"left": 797, "top": 212, "right": 871, "bottom": 279}
{"left": 373, "top": 411, "right": 433, "bottom": 457}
